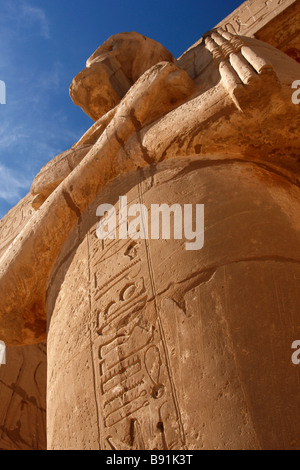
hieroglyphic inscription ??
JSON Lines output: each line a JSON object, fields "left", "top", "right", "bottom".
{"left": 217, "top": 0, "right": 294, "bottom": 36}
{"left": 88, "top": 202, "right": 184, "bottom": 450}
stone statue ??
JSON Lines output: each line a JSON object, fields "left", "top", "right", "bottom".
{"left": 0, "top": 25, "right": 300, "bottom": 450}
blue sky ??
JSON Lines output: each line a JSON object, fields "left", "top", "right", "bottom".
{"left": 0, "top": 0, "right": 242, "bottom": 218}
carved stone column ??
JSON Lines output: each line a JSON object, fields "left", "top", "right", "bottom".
{"left": 47, "top": 157, "right": 300, "bottom": 450}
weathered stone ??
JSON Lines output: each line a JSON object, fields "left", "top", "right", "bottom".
{"left": 0, "top": 196, "right": 47, "bottom": 450}
{"left": 0, "top": 0, "right": 300, "bottom": 451}
{"left": 31, "top": 145, "right": 93, "bottom": 209}
{"left": 47, "top": 158, "right": 300, "bottom": 450}
{"left": 70, "top": 32, "right": 175, "bottom": 120}
{"left": 0, "top": 343, "right": 46, "bottom": 450}
{"left": 216, "top": 0, "right": 297, "bottom": 39}
{"left": 0, "top": 60, "right": 196, "bottom": 346}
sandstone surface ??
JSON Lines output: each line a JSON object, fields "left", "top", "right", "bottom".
{"left": 70, "top": 32, "right": 175, "bottom": 121}
{"left": 0, "top": 0, "right": 299, "bottom": 451}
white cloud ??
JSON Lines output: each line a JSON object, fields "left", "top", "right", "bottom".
{"left": 21, "top": 3, "right": 50, "bottom": 40}
{"left": 0, "top": 122, "right": 28, "bottom": 149}
{"left": 0, "top": 1, "right": 90, "bottom": 219}
{"left": 0, "top": 1, "right": 50, "bottom": 41}
{"left": 0, "top": 164, "right": 32, "bottom": 204}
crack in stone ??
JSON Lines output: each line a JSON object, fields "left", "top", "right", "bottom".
{"left": 62, "top": 189, "right": 81, "bottom": 218}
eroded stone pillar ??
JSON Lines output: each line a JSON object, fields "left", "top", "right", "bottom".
{"left": 0, "top": 195, "right": 47, "bottom": 450}
{"left": 0, "top": 343, "right": 46, "bottom": 450}
{"left": 47, "top": 157, "right": 300, "bottom": 450}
